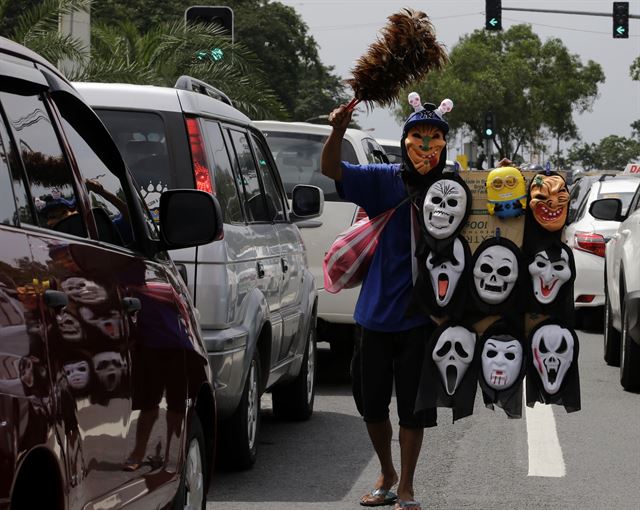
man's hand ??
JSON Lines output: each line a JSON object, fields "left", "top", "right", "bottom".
{"left": 328, "top": 104, "right": 352, "bottom": 134}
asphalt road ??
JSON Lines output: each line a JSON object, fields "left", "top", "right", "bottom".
{"left": 207, "top": 331, "right": 640, "bottom": 510}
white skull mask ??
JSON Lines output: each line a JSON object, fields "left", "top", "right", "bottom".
{"left": 531, "top": 324, "right": 574, "bottom": 394}
{"left": 92, "top": 351, "right": 125, "bottom": 392}
{"left": 64, "top": 360, "right": 90, "bottom": 390}
{"left": 473, "top": 245, "right": 519, "bottom": 304}
{"left": 432, "top": 326, "right": 476, "bottom": 395}
{"left": 426, "top": 238, "right": 465, "bottom": 306}
{"left": 528, "top": 249, "right": 571, "bottom": 304}
{"left": 481, "top": 336, "right": 523, "bottom": 390}
{"left": 423, "top": 179, "right": 467, "bottom": 239}
{"left": 62, "top": 277, "right": 108, "bottom": 305}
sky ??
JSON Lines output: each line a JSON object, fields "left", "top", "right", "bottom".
{"left": 278, "top": 0, "right": 640, "bottom": 160}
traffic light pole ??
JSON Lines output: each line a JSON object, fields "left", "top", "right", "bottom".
{"left": 502, "top": 6, "right": 638, "bottom": 19}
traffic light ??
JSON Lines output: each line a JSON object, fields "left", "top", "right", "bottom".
{"left": 185, "top": 6, "right": 234, "bottom": 43}
{"left": 485, "top": 0, "right": 502, "bottom": 31}
{"left": 613, "top": 2, "right": 629, "bottom": 39}
{"left": 483, "top": 111, "right": 495, "bottom": 139}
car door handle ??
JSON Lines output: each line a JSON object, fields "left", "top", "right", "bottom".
{"left": 281, "top": 258, "right": 288, "bottom": 273}
{"left": 44, "top": 289, "right": 68, "bottom": 310}
{"left": 256, "top": 262, "right": 265, "bottom": 279}
{"left": 122, "top": 297, "right": 142, "bottom": 314}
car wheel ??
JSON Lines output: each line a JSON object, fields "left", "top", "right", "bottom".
{"left": 172, "top": 414, "right": 206, "bottom": 510}
{"left": 272, "top": 316, "right": 316, "bottom": 421}
{"left": 218, "top": 351, "right": 260, "bottom": 470}
{"left": 620, "top": 298, "right": 640, "bottom": 392}
{"left": 604, "top": 289, "right": 621, "bottom": 366}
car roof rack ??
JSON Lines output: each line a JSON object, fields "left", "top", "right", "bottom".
{"left": 174, "top": 75, "right": 232, "bottom": 106}
{"left": 598, "top": 173, "right": 617, "bottom": 181}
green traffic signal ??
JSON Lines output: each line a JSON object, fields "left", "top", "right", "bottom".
{"left": 195, "top": 48, "right": 224, "bottom": 61}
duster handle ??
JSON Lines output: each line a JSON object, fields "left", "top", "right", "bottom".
{"left": 346, "top": 97, "right": 361, "bottom": 111}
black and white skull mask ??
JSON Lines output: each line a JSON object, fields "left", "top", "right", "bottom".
{"left": 528, "top": 249, "right": 571, "bottom": 304}
{"left": 531, "top": 324, "right": 574, "bottom": 394}
{"left": 92, "top": 351, "right": 125, "bottom": 392}
{"left": 64, "top": 360, "right": 90, "bottom": 390}
{"left": 61, "top": 277, "right": 108, "bottom": 304}
{"left": 481, "top": 336, "right": 523, "bottom": 390}
{"left": 473, "top": 245, "right": 519, "bottom": 304}
{"left": 432, "top": 326, "right": 476, "bottom": 395}
{"left": 422, "top": 179, "right": 468, "bottom": 239}
{"left": 426, "top": 238, "right": 465, "bottom": 306}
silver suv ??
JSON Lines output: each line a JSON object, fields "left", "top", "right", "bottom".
{"left": 75, "top": 78, "right": 323, "bottom": 470}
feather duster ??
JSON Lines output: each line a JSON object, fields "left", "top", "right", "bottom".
{"left": 345, "top": 8, "right": 448, "bottom": 110}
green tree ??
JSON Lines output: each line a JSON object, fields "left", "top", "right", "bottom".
{"left": 396, "top": 25, "right": 604, "bottom": 161}
{"left": 567, "top": 136, "right": 640, "bottom": 170}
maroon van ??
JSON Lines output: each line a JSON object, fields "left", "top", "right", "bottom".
{"left": 0, "top": 37, "right": 221, "bottom": 509}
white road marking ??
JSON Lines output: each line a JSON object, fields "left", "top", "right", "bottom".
{"left": 525, "top": 387, "right": 566, "bottom": 477}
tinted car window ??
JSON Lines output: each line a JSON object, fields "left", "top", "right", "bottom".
{"left": 0, "top": 91, "right": 86, "bottom": 237}
{"left": 60, "top": 117, "right": 134, "bottom": 247}
{"left": 0, "top": 131, "right": 17, "bottom": 225}
{"left": 203, "top": 120, "right": 243, "bottom": 223}
{"left": 227, "top": 128, "right": 269, "bottom": 222}
{"left": 361, "top": 137, "right": 386, "bottom": 164}
{"left": 262, "top": 131, "right": 357, "bottom": 202}
{"left": 96, "top": 110, "right": 170, "bottom": 218}
{"left": 380, "top": 143, "right": 402, "bottom": 164}
{"left": 250, "top": 133, "right": 285, "bottom": 222}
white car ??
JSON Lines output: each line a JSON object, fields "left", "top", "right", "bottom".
{"left": 255, "top": 121, "right": 387, "bottom": 354}
{"left": 562, "top": 175, "right": 640, "bottom": 330}
{"left": 590, "top": 181, "right": 640, "bottom": 391}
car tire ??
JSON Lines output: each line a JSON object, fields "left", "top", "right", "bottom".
{"left": 604, "top": 289, "right": 621, "bottom": 366}
{"left": 172, "top": 414, "right": 207, "bottom": 510}
{"left": 272, "top": 316, "right": 316, "bottom": 421}
{"left": 620, "top": 297, "right": 640, "bottom": 392}
{"left": 218, "top": 351, "right": 260, "bottom": 470}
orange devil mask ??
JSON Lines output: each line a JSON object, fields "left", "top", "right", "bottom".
{"left": 404, "top": 124, "right": 447, "bottom": 176}
{"left": 528, "top": 174, "right": 569, "bottom": 232}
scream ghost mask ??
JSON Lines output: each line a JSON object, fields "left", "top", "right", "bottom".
{"left": 531, "top": 323, "right": 575, "bottom": 394}
{"left": 93, "top": 351, "right": 125, "bottom": 392}
{"left": 528, "top": 173, "right": 570, "bottom": 232}
{"left": 426, "top": 237, "right": 465, "bottom": 306}
{"left": 432, "top": 325, "right": 476, "bottom": 396}
{"left": 528, "top": 246, "right": 573, "bottom": 305}
{"left": 481, "top": 335, "right": 524, "bottom": 391}
{"left": 422, "top": 178, "right": 470, "bottom": 240}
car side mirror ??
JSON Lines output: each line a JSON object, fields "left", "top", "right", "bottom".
{"left": 589, "top": 198, "right": 623, "bottom": 222}
{"left": 159, "top": 189, "right": 223, "bottom": 249}
{"left": 291, "top": 184, "right": 323, "bottom": 220}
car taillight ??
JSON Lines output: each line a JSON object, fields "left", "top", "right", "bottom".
{"left": 576, "top": 294, "right": 595, "bottom": 303}
{"left": 352, "top": 207, "right": 368, "bottom": 224}
{"left": 574, "top": 232, "right": 606, "bottom": 257}
{"left": 185, "top": 117, "right": 213, "bottom": 194}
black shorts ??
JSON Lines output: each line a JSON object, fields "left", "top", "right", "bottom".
{"left": 351, "top": 325, "right": 437, "bottom": 429}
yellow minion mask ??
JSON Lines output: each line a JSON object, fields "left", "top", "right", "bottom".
{"left": 486, "top": 167, "right": 526, "bottom": 218}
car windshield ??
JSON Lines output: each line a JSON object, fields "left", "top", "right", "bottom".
{"left": 262, "top": 131, "right": 357, "bottom": 201}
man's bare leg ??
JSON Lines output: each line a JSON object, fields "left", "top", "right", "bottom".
{"left": 396, "top": 426, "right": 423, "bottom": 504}
{"left": 360, "top": 418, "right": 399, "bottom": 504}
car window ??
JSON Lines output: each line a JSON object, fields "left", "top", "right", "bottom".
{"left": 575, "top": 184, "right": 595, "bottom": 221}
{"left": 203, "top": 120, "right": 244, "bottom": 223}
{"left": 381, "top": 143, "right": 402, "bottom": 164}
{"left": 261, "top": 130, "right": 355, "bottom": 202}
{"left": 0, "top": 117, "right": 31, "bottom": 225}
{"left": 95, "top": 110, "right": 171, "bottom": 219}
{"left": 59, "top": 117, "right": 135, "bottom": 247}
{"left": 361, "top": 137, "right": 386, "bottom": 164}
{"left": 0, "top": 91, "right": 86, "bottom": 238}
{"left": 250, "top": 133, "right": 285, "bottom": 222}
{"left": 226, "top": 128, "right": 270, "bottom": 222}
{"left": 0, "top": 129, "right": 17, "bottom": 225}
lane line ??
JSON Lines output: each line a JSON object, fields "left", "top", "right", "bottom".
{"left": 524, "top": 386, "right": 566, "bottom": 477}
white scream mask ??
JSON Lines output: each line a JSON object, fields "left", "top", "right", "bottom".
{"left": 473, "top": 245, "right": 519, "bottom": 304}
{"left": 92, "top": 351, "right": 125, "bottom": 392}
{"left": 481, "top": 337, "right": 523, "bottom": 390}
{"left": 528, "top": 249, "right": 571, "bottom": 304}
{"left": 531, "top": 324, "right": 574, "bottom": 394}
{"left": 426, "top": 238, "right": 465, "bottom": 306}
{"left": 64, "top": 360, "right": 90, "bottom": 390}
{"left": 423, "top": 179, "right": 467, "bottom": 239}
{"left": 432, "top": 326, "right": 476, "bottom": 395}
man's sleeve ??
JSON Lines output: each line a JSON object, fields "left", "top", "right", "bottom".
{"left": 336, "top": 162, "right": 399, "bottom": 217}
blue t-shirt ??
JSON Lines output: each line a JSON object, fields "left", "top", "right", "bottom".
{"left": 337, "top": 162, "right": 430, "bottom": 332}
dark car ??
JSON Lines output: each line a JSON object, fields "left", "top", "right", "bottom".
{"left": 0, "top": 37, "right": 221, "bottom": 509}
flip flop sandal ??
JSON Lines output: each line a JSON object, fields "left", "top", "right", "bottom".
{"left": 360, "top": 488, "right": 398, "bottom": 507}
{"left": 394, "top": 499, "right": 422, "bottom": 509}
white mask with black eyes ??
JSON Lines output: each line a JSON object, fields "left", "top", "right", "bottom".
{"left": 64, "top": 360, "right": 90, "bottom": 390}
{"left": 473, "top": 245, "right": 519, "bottom": 304}
{"left": 481, "top": 337, "right": 523, "bottom": 390}
{"left": 528, "top": 249, "right": 571, "bottom": 304}
{"left": 531, "top": 324, "right": 574, "bottom": 394}
{"left": 432, "top": 326, "right": 476, "bottom": 395}
{"left": 426, "top": 238, "right": 465, "bottom": 306}
{"left": 423, "top": 179, "right": 467, "bottom": 239}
